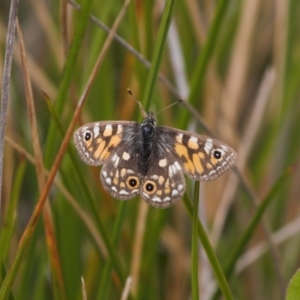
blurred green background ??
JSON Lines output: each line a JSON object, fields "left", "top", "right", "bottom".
{"left": 1, "top": 0, "right": 300, "bottom": 299}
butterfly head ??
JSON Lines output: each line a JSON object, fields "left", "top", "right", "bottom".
{"left": 141, "top": 112, "right": 156, "bottom": 139}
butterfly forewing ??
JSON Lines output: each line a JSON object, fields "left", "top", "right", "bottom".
{"left": 159, "top": 126, "right": 237, "bottom": 181}
{"left": 73, "top": 121, "right": 135, "bottom": 166}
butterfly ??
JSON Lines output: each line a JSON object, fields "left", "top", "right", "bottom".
{"left": 73, "top": 103, "right": 237, "bottom": 208}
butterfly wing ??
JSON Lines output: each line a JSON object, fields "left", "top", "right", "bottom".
{"left": 158, "top": 126, "right": 237, "bottom": 181}
{"left": 140, "top": 148, "right": 186, "bottom": 209}
{"left": 73, "top": 121, "right": 135, "bottom": 166}
{"left": 74, "top": 121, "right": 141, "bottom": 200}
{"left": 100, "top": 142, "right": 142, "bottom": 200}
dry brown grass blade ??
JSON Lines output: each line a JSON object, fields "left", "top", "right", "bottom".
{"left": 16, "top": 20, "right": 67, "bottom": 299}
{"left": 220, "top": 0, "right": 262, "bottom": 137}
{"left": 60, "top": 0, "right": 69, "bottom": 57}
{"left": 120, "top": 277, "right": 132, "bottom": 300}
{"left": 29, "top": 0, "right": 64, "bottom": 68}
{"left": 129, "top": 201, "right": 149, "bottom": 296}
{"left": 185, "top": 0, "right": 207, "bottom": 45}
{"left": 5, "top": 136, "right": 108, "bottom": 257}
{"left": 5, "top": 0, "right": 132, "bottom": 264}
{"left": 77, "top": 0, "right": 131, "bottom": 107}
{"left": 0, "top": 84, "right": 79, "bottom": 295}
{"left": 0, "top": 0, "right": 132, "bottom": 291}
{"left": 211, "top": 68, "right": 276, "bottom": 247}
{"left": 0, "top": 21, "right": 57, "bottom": 97}
{"left": 236, "top": 216, "right": 300, "bottom": 274}
{"left": 81, "top": 276, "right": 87, "bottom": 300}
{"left": 0, "top": 0, "right": 19, "bottom": 223}
{"left": 211, "top": 68, "right": 286, "bottom": 295}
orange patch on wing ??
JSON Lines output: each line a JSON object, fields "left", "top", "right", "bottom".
{"left": 103, "top": 125, "right": 113, "bottom": 137}
{"left": 175, "top": 143, "right": 195, "bottom": 173}
{"left": 198, "top": 152, "right": 205, "bottom": 159}
{"left": 120, "top": 169, "right": 127, "bottom": 177}
{"left": 165, "top": 179, "right": 170, "bottom": 188}
{"left": 192, "top": 153, "right": 203, "bottom": 174}
{"left": 94, "top": 140, "right": 106, "bottom": 159}
{"left": 164, "top": 187, "right": 170, "bottom": 194}
{"left": 100, "top": 135, "right": 121, "bottom": 160}
{"left": 188, "top": 138, "right": 199, "bottom": 150}
{"left": 85, "top": 139, "right": 92, "bottom": 149}
{"left": 175, "top": 143, "right": 188, "bottom": 158}
{"left": 210, "top": 157, "right": 219, "bottom": 166}
{"left": 158, "top": 176, "right": 165, "bottom": 185}
{"left": 206, "top": 163, "right": 212, "bottom": 169}
{"left": 184, "top": 160, "right": 195, "bottom": 174}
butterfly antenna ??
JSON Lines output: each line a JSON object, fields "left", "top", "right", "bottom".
{"left": 127, "top": 89, "right": 148, "bottom": 118}
{"left": 155, "top": 98, "right": 183, "bottom": 116}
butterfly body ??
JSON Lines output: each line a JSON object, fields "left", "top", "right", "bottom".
{"left": 74, "top": 113, "right": 237, "bottom": 208}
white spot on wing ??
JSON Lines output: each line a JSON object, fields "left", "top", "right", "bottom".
{"left": 113, "top": 156, "right": 120, "bottom": 168}
{"left": 204, "top": 139, "right": 213, "bottom": 154}
{"left": 122, "top": 152, "right": 130, "bottom": 161}
{"left": 168, "top": 165, "right": 174, "bottom": 177}
{"left": 103, "top": 124, "right": 113, "bottom": 136}
{"left": 93, "top": 125, "right": 100, "bottom": 138}
{"left": 176, "top": 133, "right": 183, "bottom": 143}
{"left": 105, "top": 178, "right": 111, "bottom": 185}
{"left": 117, "top": 124, "right": 123, "bottom": 134}
{"left": 174, "top": 161, "right": 182, "bottom": 170}
{"left": 159, "top": 158, "right": 167, "bottom": 167}
{"left": 119, "top": 190, "right": 129, "bottom": 195}
{"left": 171, "top": 164, "right": 177, "bottom": 174}
{"left": 152, "top": 196, "right": 162, "bottom": 202}
{"left": 178, "top": 184, "right": 184, "bottom": 191}
{"left": 172, "top": 189, "right": 179, "bottom": 196}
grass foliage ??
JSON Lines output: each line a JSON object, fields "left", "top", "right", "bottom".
{"left": 1, "top": 0, "right": 300, "bottom": 299}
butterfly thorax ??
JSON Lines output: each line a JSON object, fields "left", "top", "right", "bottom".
{"left": 138, "top": 114, "right": 156, "bottom": 176}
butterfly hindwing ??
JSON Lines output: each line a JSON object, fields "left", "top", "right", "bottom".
{"left": 140, "top": 152, "right": 186, "bottom": 208}
{"left": 100, "top": 143, "right": 141, "bottom": 200}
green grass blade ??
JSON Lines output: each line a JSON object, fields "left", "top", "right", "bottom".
{"left": 0, "top": 160, "right": 26, "bottom": 264}
{"left": 97, "top": 202, "right": 127, "bottom": 299}
{"left": 43, "top": 0, "right": 94, "bottom": 166}
{"left": 212, "top": 166, "right": 295, "bottom": 300}
{"left": 142, "top": 0, "right": 176, "bottom": 109}
{"left": 43, "top": 92, "right": 127, "bottom": 283}
{"left": 180, "top": 0, "right": 228, "bottom": 129}
{"left": 191, "top": 182, "right": 200, "bottom": 300}
{"left": 183, "top": 194, "right": 235, "bottom": 300}
{"left": 286, "top": 269, "right": 300, "bottom": 300}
